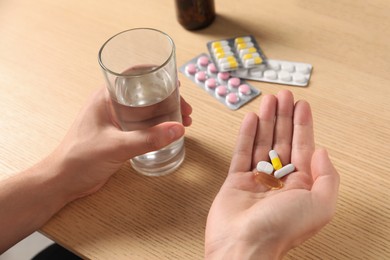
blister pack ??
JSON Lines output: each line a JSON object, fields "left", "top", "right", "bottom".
{"left": 207, "top": 36, "right": 267, "bottom": 72}
{"left": 179, "top": 53, "right": 261, "bottom": 110}
{"left": 231, "top": 59, "right": 313, "bottom": 87}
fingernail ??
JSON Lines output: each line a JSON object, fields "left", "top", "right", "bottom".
{"left": 169, "top": 125, "right": 183, "bottom": 140}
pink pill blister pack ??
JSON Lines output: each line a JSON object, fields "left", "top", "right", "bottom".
{"left": 179, "top": 53, "right": 261, "bottom": 110}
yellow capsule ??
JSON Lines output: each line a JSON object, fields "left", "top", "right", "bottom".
{"left": 214, "top": 47, "right": 225, "bottom": 55}
{"left": 242, "top": 52, "right": 260, "bottom": 60}
{"left": 235, "top": 38, "right": 245, "bottom": 44}
{"left": 216, "top": 52, "right": 227, "bottom": 59}
{"left": 254, "top": 56, "right": 263, "bottom": 64}
{"left": 243, "top": 54, "right": 253, "bottom": 60}
{"left": 237, "top": 42, "right": 255, "bottom": 51}
{"left": 239, "top": 47, "right": 257, "bottom": 57}
{"left": 237, "top": 43, "right": 248, "bottom": 50}
{"left": 269, "top": 150, "right": 283, "bottom": 170}
{"left": 218, "top": 56, "right": 236, "bottom": 65}
{"left": 226, "top": 56, "right": 236, "bottom": 62}
{"left": 234, "top": 36, "right": 252, "bottom": 45}
{"left": 211, "top": 41, "right": 228, "bottom": 49}
{"left": 228, "top": 60, "right": 238, "bottom": 68}
{"left": 220, "top": 60, "right": 238, "bottom": 70}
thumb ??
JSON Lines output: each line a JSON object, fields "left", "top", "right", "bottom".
{"left": 119, "top": 122, "right": 185, "bottom": 159}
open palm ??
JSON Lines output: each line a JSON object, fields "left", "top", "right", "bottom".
{"left": 205, "top": 90, "right": 339, "bottom": 259}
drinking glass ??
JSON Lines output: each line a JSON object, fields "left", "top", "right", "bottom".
{"left": 98, "top": 28, "right": 184, "bottom": 176}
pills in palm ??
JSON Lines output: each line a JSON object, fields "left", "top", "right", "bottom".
{"left": 180, "top": 53, "right": 261, "bottom": 110}
{"left": 254, "top": 150, "right": 296, "bottom": 189}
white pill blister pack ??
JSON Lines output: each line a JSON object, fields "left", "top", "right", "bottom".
{"left": 231, "top": 59, "right": 313, "bottom": 87}
{"left": 207, "top": 35, "right": 267, "bottom": 72}
{"left": 180, "top": 53, "right": 261, "bottom": 110}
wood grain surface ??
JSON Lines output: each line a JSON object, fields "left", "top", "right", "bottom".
{"left": 1, "top": 0, "right": 389, "bottom": 259}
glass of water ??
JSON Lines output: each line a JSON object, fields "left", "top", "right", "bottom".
{"left": 98, "top": 28, "right": 185, "bottom": 176}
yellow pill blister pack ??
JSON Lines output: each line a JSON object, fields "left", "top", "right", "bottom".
{"left": 207, "top": 35, "right": 267, "bottom": 72}
{"left": 208, "top": 35, "right": 313, "bottom": 87}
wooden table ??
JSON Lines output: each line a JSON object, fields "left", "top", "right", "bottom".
{"left": 1, "top": 0, "right": 389, "bottom": 259}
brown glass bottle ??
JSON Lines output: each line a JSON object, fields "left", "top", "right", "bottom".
{"left": 175, "top": 0, "right": 216, "bottom": 30}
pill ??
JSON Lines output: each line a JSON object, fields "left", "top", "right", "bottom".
{"left": 296, "top": 64, "right": 310, "bottom": 74}
{"left": 205, "top": 78, "right": 217, "bottom": 89}
{"left": 254, "top": 171, "right": 284, "bottom": 190}
{"left": 185, "top": 63, "right": 197, "bottom": 75}
{"left": 268, "top": 61, "right": 281, "bottom": 70}
{"left": 264, "top": 70, "right": 278, "bottom": 80}
{"left": 218, "top": 56, "right": 237, "bottom": 65}
{"left": 278, "top": 71, "right": 292, "bottom": 82}
{"left": 244, "top": 57, "right": 263, "bottom": 67}
{"left": 238, "top": 84, "right": 252, "bottom": 95}
{"left": 207, "top": 63, "right": 218, "bottom": 74}
{"left": 269, "top": 150, "right": 282, "bottom": 170}
{"left": 233, "top": 69, "right": 248, "bottom": 77}
{"left": 216, "top": 85, "right": 228, "bottom": 96}
{"left": 228, "top": 77, "right": 241, "bottom": 88}
{"left": 281, "top": 63, "right": 295, "bottom": 73}
{"left": 217, "top": 71, "right": 230, "bottom": 81}
{"left": 256, "top": 161, "right": 274, "bottom": 175}
{"left": 235, "top": 37, "right": 252, "bottom": 45}
{"left": 293, "top": 73, "right": 308, "bottom": 83}
{"left": 213, "top": 46, "right": 232, "bottom": 54}
{"left": 249, "top": 67, "right": 263, "bottom": 77}
{"left": 211, "top": 41, "right": 229, "bottom": 49}
{"left": 274, "top": 163, "right": 295, "bottom": 179}
{"left": 195, "top": 71, "right": 207, "bottom": 82}
{"left": 239, "top": 47, "right": 257, "bottom": 57}
{"left": 242, "top": 53, "right": 260, "bottom": 60}
{"left": 226, "top": 93, "right": 239, "bottom": 104}
{"left": 197, "top": 56, "right": 209, "bottom": 67}
{"left": 220, "top": 61, "right": 238, "bottom": 70}
{"left": 216, "top": 51, "right": 235, "bottom": 59}
{"left": 237, "top": 42, "right": 255, "bottom": 50}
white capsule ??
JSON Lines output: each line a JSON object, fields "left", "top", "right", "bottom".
{"left": 236, "top": 42, "right": 255, "bottom": 50}
{"left": 256, "top": 161, "right": 274, "bottom": 175}
{"left": 244, "top": 57, "right": 263, "bottom": 68}
{"left": 274, "top": 163, "right": 295, "bottom": 179}
{"left": 239, "top": 47, "right": 257, "bottom": 57}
